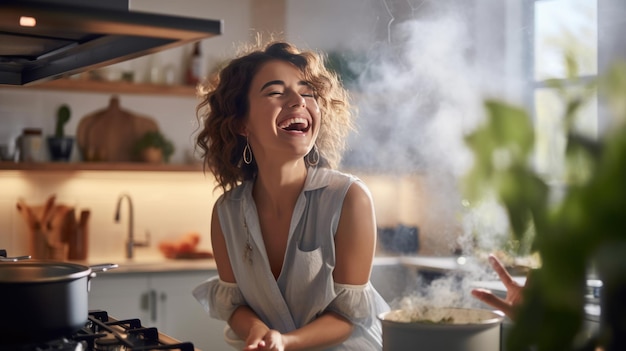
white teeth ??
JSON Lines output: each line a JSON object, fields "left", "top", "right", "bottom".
{"left": 278, "top": 117, "right": 309, "bottom": 129}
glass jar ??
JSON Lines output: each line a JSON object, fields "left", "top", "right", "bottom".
{"left": 18, "top": 128, "right": 44, "bottom": 162}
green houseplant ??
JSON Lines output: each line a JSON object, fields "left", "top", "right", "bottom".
{"left": 463, "top": 60, "right": 626, "bottom": 351}
{"left": 47, "top": 104, "right": 74, "bottom": 161}
{"left": 133, "top": 130, "right": 175, "bottom": 163}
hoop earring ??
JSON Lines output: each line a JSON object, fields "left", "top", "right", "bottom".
{"left": 306, "top": 145, "right": 320, "bottom": 167}
{"left": 243, "top": 137, "right": 253, "bottom": 165}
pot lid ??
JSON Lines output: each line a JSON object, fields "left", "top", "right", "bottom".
{"left": 0, "top": 261, "right": 91, "bottom": 283}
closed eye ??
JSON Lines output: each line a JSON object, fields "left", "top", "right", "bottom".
{"left": 260, "top": 79, "right": 316, "bottom": 98}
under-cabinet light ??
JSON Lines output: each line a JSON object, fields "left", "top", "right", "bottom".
{"left": 19, "top": 16, "right": 36, "bottom": 27}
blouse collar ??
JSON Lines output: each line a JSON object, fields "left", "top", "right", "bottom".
{"left": 237, "top": 166, "right": 331, "bottom": 200}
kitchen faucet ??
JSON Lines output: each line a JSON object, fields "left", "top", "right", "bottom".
{"left": 114, "top": 193, "right": 150, "bottom": 259}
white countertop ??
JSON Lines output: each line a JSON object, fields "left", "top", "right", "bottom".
{"left": 73, "top": 254, "right": 495, "bottom": 275}
{"left": 80, "top": 255, "right": 465, "bottom": 275}
{"left": 88, "top": 255, "right": 417, "bottom": 274}
{"left": 69, "top": 257, "right": 218, "bottom": 274}
{"left": 398, "top": 255, "right": 467, "bottom": 272}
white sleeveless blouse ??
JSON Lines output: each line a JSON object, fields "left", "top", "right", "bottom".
{"left": 193, "top": 167, "right": 389, "bottom": 350}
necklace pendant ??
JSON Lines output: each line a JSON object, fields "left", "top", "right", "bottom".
{"left": 243, "top": 241, "right": 253, "bottom": 265}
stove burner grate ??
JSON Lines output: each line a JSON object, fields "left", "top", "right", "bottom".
{"left": 70, "top": 310, "right": 195, "bottom": 351}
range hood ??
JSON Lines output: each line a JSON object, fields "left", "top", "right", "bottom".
{"left": 0, "top": 0, "right": 222, "bottom": 86}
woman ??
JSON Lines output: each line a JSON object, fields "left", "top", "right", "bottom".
{"left": 192, "top": 41, "right": 390, "bottom": 350}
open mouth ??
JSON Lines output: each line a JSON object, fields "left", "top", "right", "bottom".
{"left": 278, "top": 117, "right": 311, "bottom": 133}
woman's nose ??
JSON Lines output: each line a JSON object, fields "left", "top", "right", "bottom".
{"left": 288, "top": 93, "right": 306, "bottom": 108}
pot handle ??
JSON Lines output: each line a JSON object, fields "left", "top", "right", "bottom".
{"left": 0, "top": 255, "right": 32, "bottom": 262}
{"left": 89, "top": 263, "right": 119, "bottom": 278}
{"left": 86, "top": 263, "right": 117, "bottom": 293}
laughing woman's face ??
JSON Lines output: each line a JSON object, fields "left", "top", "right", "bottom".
{"left": 245, "top": 59, "right": 321, "bottom": 165}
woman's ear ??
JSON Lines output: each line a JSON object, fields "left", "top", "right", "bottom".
{"left": 234, "top": 119, "right": 247, "bottom": 137}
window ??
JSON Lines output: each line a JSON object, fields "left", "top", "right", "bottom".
{"left": 529, "top": 0, "right": 598, "bottom": 181}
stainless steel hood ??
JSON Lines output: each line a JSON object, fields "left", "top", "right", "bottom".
{"left": 0, "top": 0, "right": 222, "bottom": 86}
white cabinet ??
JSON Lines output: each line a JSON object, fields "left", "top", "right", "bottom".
{"left": 88, "top": 273, "right": 150, "bottom": 322}
{"left": 151, "top": 273, "right": 229, "bottom": 350}
{"left": 88, "top": 270, "right": 232, "bottom": 351}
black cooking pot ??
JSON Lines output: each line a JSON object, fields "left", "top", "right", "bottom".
{"left": 0, "top": 259, "right": 117, "bottom": 345}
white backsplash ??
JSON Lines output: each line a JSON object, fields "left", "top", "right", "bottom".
{"left": 0, "top": 170, "right": 460, "bottom": 261}
{"left": 0, "top": 171, "right": 220, "bottom": 262}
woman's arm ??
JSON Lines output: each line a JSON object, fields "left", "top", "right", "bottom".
{"left": 210, "top": 206, "right": 272, "bottom": 348}
{"left": 333, "top": 181, "right": 378, "bottom": 285}
{"left": 211, "top": 205, "right": 236, "bottom": 284}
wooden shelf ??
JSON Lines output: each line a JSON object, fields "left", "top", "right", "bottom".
{"left": 0, "top": 161, "right": 203, "bottom": 172}
{"left": 2, "top": 79, "right": 204, "bottom": 173}
{"left": 16, "top": 78, "right": 200, "bottom": 97}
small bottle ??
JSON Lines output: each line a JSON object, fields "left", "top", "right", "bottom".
{"left": 185, "top": 42, "right": 202, "bottom": 86}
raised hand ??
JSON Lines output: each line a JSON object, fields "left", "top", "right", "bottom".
{"left": 472, "top": 254, "right": 525, "bottom": 319}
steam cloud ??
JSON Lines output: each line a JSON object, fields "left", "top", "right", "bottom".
{"left": 342, "top": 4, "right": 482, "bottom": 176}
{"left": 338, "top": 1, "right": 519, "bottom": 309}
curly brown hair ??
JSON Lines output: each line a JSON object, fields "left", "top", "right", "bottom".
{"left": 195, "top": 41, "right": 354, "bottom": 193}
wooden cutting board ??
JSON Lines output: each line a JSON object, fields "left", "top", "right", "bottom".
{"left": 76, "top": 96, "right": 160, "bottom": 162}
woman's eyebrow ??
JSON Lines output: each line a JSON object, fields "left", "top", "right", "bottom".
{"left": 260, "top": 80, "right": 311, "bottom": 92}
{"left": 260, "top": 80, "right": 284, "bottom": 92}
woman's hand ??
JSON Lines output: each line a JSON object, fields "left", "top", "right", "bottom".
{"left": 471, "top": 254, "right": 525, "bottom": 319}
{"left": 243, "top": 328, "right": 285, "bottom": 351}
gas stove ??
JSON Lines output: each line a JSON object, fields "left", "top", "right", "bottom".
{"left": 14, "top": 310, "right": 196, "bottom": 351}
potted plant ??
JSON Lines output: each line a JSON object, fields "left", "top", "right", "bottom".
{"left": 133, "top": 130, "right": 175, "bottom": 163}
{"left": 47, "top": 104, "right": 74, "bottom": 161}
{"left": 463, "top": 60, "right": 626, "bottom": 351}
